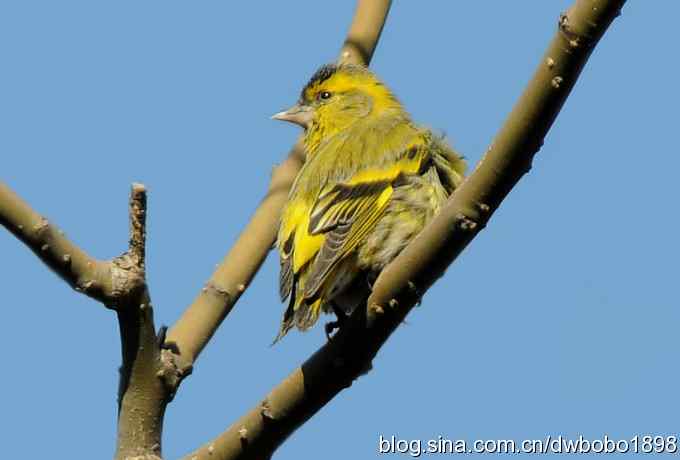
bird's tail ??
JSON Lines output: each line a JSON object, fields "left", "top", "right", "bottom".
{"left": 272, "top": 295, "right": 323, "bottom": 344}
{"left": 272, "top": 266, "right": 323, "bottom": 344}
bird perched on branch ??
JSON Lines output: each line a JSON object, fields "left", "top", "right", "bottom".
{"left": 272, "top": 63, "right": 466, "bottom": 341}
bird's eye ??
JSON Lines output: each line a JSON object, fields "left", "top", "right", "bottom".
{"left": 319, "top": 91, "right": 332, "bottom": 100}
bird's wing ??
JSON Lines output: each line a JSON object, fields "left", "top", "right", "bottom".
{"left": 302, "top": 149, "right": 428, "bottom": 300}
{"left": 303, "top": 181, "right": 392, "bottom": 299}
{"left": 278, "top": 199, "right": 324, "bottom": 301}
{"left": 279, "top": 240, "right": 295, "bottom": 301}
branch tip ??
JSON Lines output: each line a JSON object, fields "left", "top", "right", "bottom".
{"left": 476, "top": 202, "right": 491, "bottom": 214}
{"left": 128, "top": 182, "right": 148, "bottom": 268}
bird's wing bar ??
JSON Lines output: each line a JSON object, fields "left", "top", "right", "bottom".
{"left": 309, "top": 180, "right": 390, "bottom": 235}
{"left": 303, "top": 181, "right": 393, "bottom": 300}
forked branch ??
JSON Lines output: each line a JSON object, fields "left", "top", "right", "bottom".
{"left": 0, "top": 181, "right": 168, "bottom": 460}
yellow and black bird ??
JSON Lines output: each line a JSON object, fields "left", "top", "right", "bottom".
{"left": 272, "top": 63, "right": 466, "bottom": 341}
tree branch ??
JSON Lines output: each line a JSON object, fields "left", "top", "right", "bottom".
{"left": 163, "top": 0, "right": 393, "bottom": 381}
{"left": 367, "top": 0, "right": 625, "bottom": 317}
{"left": 180, "top": 1, "right": 625, "bottom": 459}
{"left": 113, "top": 184, "right": 168, "bottom": 460}
{"left": 339, "top": 0, "right": 392, "bottom": 65}
{"left": 162, "top": 145, "right": 304, "bottom": 375}
{"left": 0, "top": 181, "right": 116, "bottom": 303}
{"left": 1, "top": 181, "right": 169, "bottom": 459}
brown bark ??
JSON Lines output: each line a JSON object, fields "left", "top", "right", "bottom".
{"left": 0, "top": 182, "right": 117, "bottom": 303}
{"left": 0, "top": 182, "right": 168, "bottom": 459}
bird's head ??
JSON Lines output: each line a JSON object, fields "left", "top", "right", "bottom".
{"left": 272, "top": 64, "right": 403, "bottom": 151}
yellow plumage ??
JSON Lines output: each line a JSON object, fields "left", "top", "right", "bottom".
{"left": 272, "top": 64, "right": 466, "bottom": 340}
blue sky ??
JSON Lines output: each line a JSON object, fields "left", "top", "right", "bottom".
{"left": 1, "top": 1, "right": 678, "bottom": 459}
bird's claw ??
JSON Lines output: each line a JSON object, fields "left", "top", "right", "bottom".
{"left": 325, "top": 320, "right": 340, "bottom": 341}
{"left": 325, "top": 302, "right": 349, "bottom": 341}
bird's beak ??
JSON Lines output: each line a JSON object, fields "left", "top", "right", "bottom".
{"left": 271, "top": 103, "right": 313, "bottom": 129}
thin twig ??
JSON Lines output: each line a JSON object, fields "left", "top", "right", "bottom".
{"left": 128, "top": 183, "right": 147, "bottom": 269}
{"left": 0, "top": 180, "right": 166, "bottom": 459}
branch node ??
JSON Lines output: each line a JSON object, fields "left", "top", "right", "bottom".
{"left": 559, "top": 10, "right": 596, "bottom": 49}
{"left": 111, "top": 254, "right": 146, "bottom": 301}
{"left": 239, "top": 426, "right": 249, "bottom": 448}
{"left": 78, "top": 279, "right": 96, "bottom": 293}
{"left": 551, "top": 76, "right": 564, "bottom": 89}
{"left": 203, "top": 281, "right": 231, "bottom": 299}
{"left": 388, "top": 298, "right": 398, "bottom": 309}
{"left": 62, "top": 253, "right": 72, "bottom": 264}
{"left": 158, "top": 348, "right": 193, "bottom": 400}
{"left": 456, "top": 215, "right": 478, "bottom": 232}
{"left": 261, "top": 398, "right": 275, "bottom": 421}
{"left": 546, "top": 57, "right": 556, "bottom": 69}
{"left": 559, "top": 12, "right": 571, "bottom": 32}
{"left": 33, "top": 217, "right": 48, "bottom": 235}
{"left": 40, "top": 243, "right": 49, "bottom": 252}
{"left": 369, "top": 303, "right": 385, "bottom": 315}
{"left": 476, "top": 202, "right": 491, "bottom": 214}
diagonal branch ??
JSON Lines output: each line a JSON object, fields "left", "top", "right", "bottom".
{"left": 180, "top": 1, "right": 625, "bottom": 459}
{"left": 0, "top": 181, "right": 117, "bottom": 303}
{"left": 367, "top": 0, "right": 626, "bottom": 317}
{"left": 339, "top": 0, "right": 392, "bottom": 65}
{"left": 162, "top": 145, "right": 304, "bottom": 375}
{"left": 163, "top": 0, "right": 393, "bottom": 381}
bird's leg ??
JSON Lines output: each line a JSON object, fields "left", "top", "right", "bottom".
{"left": 366, "top": 271, "right": 378, "bottom": 290}
{"left": 324, "top": 301, "right": 348, "bottom": 340}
